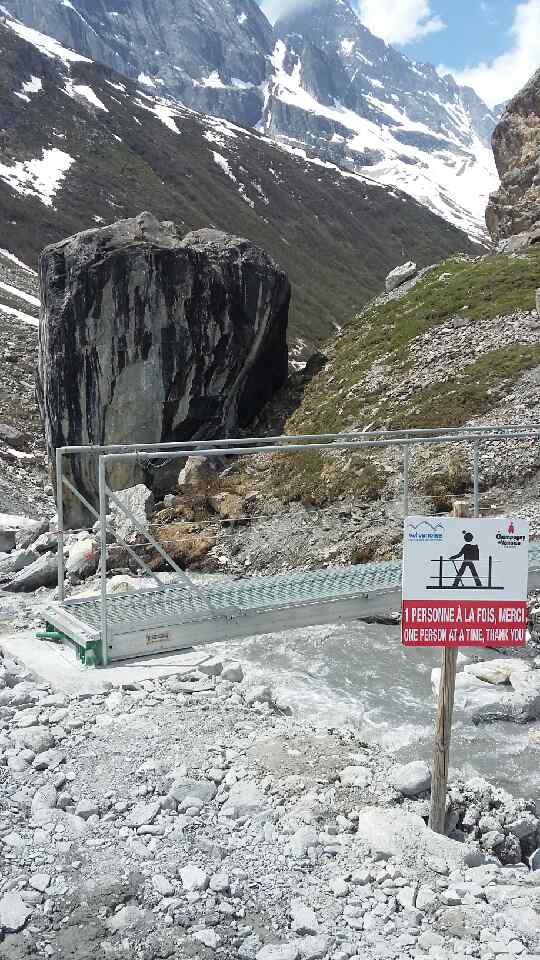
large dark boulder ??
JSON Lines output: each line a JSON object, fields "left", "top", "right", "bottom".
{"left": 37, "top": 214, "right": 290, "bottom": 527}
{"left": 486, "top": 67, "right": 540, "bottom": 241}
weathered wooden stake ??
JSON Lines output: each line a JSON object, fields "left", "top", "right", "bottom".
{"left": 429, "top": 646, "right": 458, "bottom": 834}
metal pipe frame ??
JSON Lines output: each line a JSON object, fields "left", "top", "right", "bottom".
{"left": 55, "top": 422, "right": 540, "bottom": 457}
{"left": 56, "top": 425, "right": 539, "bottom": 665}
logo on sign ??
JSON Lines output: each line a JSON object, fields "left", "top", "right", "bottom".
{"left": 407, "top": 520, "right": 444, "bottom": 542}
{"left": 496, "top": 522, "right": 526, "bottom": 548}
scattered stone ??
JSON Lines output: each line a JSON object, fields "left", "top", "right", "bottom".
{"left": 179, "top": 864, "right": 209, "bottom": 891}
{"left": 29, "top": 873, "right": 51, "bottom": 893}
{"left": 385, "top": 261, "right": 417, "bottom": 292}
{"left": 221, "top": 779, "right": 267, "bottom": 819}
{"left": 290, "top": 826, "right": 318, "bottom": 859}
{"left": 209, "top": 872, "right": 230, "bottom": 893}
{"left": 339, "top": 766, "right": 370, "bottom": 788}
{"left": 291, "top": 899, "right": 319, "bottom": 935}
{"left": 257, "top": 944, "right": 300, "bottom": 960}
{"left": 0, "top": 891, "right": 31, "bottom": 933}
{"left": 7, "top": 552, "right": 58, "bottom": 591}
{"left": 329, "top": 877, "right": 349, "bottom": 897}
{"left": 111, "top": 484, "right": 155, "bottom": 543}
{"left": 392, "top": 760, "right": 432, "bottom": 797}
{"left": 221, "top": 662, "right": 244, "bottom": 683}
{"left": 75, "top": 799, "right": 99, "bottom": 820}
{"left": 193, "top": 929, "right": 221, "bottom": 949}
{"left": 152, "top": 874, "right": 174, "bottom": 897}
{"left": 126, "top": 800, "right": 161, "bottom": 828}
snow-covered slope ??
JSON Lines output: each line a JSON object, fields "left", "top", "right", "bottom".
{"left": 266, "top": 1, "right": 498, "bottom": 241}
{"left": 0, "top": 0, "right": 499, "bottom": 240}
{"left": 0, "top": 15, "right": 478, "bottom": 355}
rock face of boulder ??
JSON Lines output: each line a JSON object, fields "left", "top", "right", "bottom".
{"left": 486, "top": 68, "right": 540, "bottom": 240}
{"left": 37, "top": 215, "right": 290, "bottom": 527}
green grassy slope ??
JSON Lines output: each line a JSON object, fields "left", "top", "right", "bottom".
{"left": 271, "top": 249, "right": 540, "bottom": 501}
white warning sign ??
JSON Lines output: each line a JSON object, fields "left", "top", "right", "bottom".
{"left": 402, "top": 516, "right": 529, "bottom": 647}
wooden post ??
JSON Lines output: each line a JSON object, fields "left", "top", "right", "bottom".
{"left": 429, "top": 647, "right": 458, "bottom": 834}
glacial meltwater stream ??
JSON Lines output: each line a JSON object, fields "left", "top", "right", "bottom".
{"left": 210, "top": 620, "right": 540, "bottom": 800}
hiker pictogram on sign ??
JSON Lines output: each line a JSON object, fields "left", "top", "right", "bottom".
{"left": 426, "top": 530, "right": 503, "bottom": 591}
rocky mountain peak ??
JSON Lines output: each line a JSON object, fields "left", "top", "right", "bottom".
{"left": 1, "top": 0, "right": 499, "bottom": 237}
{"left": 486, "top": 67, "right": 540, "bottom": 242}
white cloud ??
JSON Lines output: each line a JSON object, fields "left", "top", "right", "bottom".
{"left": 440, "top": 0, "right": 540, "bottom": 108}
{"left": 356, "top": 0, "right": 446, "bottom": 45}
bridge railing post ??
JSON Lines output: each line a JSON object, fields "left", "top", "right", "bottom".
{"left": 403, "top": 443, "right": 410, "bottom": 518}
{"left": 473, "top": 442, "right": 480, "bottom": 518}
{"left": 56, "top": 448, "right": 65, "bottom": 604}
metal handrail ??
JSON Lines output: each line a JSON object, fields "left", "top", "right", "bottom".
{"left": 54, "top": 425, "right": 540, "bottom": 667}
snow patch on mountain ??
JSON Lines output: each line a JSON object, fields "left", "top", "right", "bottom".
{"left": 264, "top": 25, "right": 498, "bottom": 241}
{"left": 0, "top": 148, "right": 75, "bottom": 207}
{"left": 0, "top": 280, "right": 39, "bottom": 307}
{"left": 5, "top": 16, "right": 91, "bottom": 64}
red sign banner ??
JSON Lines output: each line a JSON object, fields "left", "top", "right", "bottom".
{"left": 401, "top": 600, "right": 527, "bottom": 647}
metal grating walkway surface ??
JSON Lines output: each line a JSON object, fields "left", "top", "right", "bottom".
{"left": 63, "top": 560, "right": 404, "bottom": 632}
{"left": 43, "top": 543, "right": 540, "bottom": 666}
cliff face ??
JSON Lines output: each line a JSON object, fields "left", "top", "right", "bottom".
{"left": 486, "top": 68, "right": 540, "bottom": 241}
{"left": 37, "top": 214, "right": 290, "bottom": 526}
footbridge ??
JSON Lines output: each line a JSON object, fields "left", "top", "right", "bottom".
{"left": 41, "top": 426, "right": 540, "bottom": 666}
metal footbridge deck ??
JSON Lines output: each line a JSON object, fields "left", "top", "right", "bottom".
{"left": 44, "top": 560, "right": 404, "bottom": 665}
{"left": 41, "top": 427, "right": 540, "bottom": 667}
{"left": 43, "top": 545, "right": 540, "bottom": 667}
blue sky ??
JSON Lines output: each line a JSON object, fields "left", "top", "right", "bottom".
{"left": 261, "top": 0, "right": 540, "bottom": 107}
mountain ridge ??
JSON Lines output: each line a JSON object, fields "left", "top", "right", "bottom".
{"left": 0, "top": 0, "right": 499, "bottom": 239}
{"left": 0, "top": 15, "right": 479, "bottom": 359}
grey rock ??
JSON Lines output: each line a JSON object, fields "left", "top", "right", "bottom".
{"left": 152, "top": 874, "right": 174, "bottom": 896}
{"left": 209, "top": 872, "right": 230, "bottom": 893}
{"left": 298, "top": 936, "right": 328, "bottom": 960}
{"left": 32, "top": 748, "right": 65, "bottom": 771}
{"left": 66, "top": 536, "right": 98, "bottom": 578}
{"left": 6, "top": 551, "right": 58, "bottom": 591}
{"left": 244, "top": 684, "right": 274, "bottom": 706}
{"left": 106, "top": 904, "right": 149, "bottom": 931}
{"left": 355, "top": 807, "right": 487, "bottom": 871}
{"left": 29, "top": 873, "right": 51, "bottom": 892}
{"left": 0, "top": 892, "right": 31, "bottom": 932}
{"left": 179, "top": 864, "right": 209, "bottom": 891}
{"left": 257, "top": 945, "right": 300, "bottom": 960}
{"left": 329, "top": 877, "right": 349, "bottom": 897}
{"left": 126, "top": 800, "right": 161, "bottom": 828}
{"left": 486, "top": 68, "right": 540, "bottom": 240}
{"left": 221, "top": 662, "right": 244, "bottom": 683}
{"left": 291, "top": 899, "right": 319, "bottom": 934}
{"left": 0, "top": 548, "right": 38, "bottom": 577}
{"left": 38, "top": 219, "right": 289, "bottom": 527}
{"left": 197, "top": 659, "right": 223, "bottom": 678}
{"left": 290, "top": 826, "right": 318, "bottom": 858}
{"left": 339, "top": 765, "right": 370, "bottom": 788}
{"left": 385, "top": 261, "right": 417, "bottom": 292}
{"left": 0, "top": 528, "right": 16, "bottom": 553}
{"left": 168, "top": 778, "right": 217, "bottom": 805}
{"left": 16, "top": 519, "right": 49, "bottom": 550}
{"left": 221, "top": 779, "right": 267, "bottom": 819}
{"left": 392, "top": 760, "right": 431, "bottom": 797}
{"left": 75, "top": 799, "right": 99, "bottom": 820}
{"left": 193, "top": 929, "right": 221, "bottom": 949}
{"left": 15, "top": 726, "right": 54, "bottom": 754}
{"left": 110, "top": 485, "right": 155, "bottom": 543}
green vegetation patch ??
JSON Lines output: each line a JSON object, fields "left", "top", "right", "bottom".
{"left": 267, "top": 249, "right": 540, "bottom": 503}
{"left": 287, "top": 249, "right": 540, "bottom": 437}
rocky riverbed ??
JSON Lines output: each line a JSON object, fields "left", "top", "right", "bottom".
{"left": 1, "top": 643, "right": 540, "bottom": 959}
